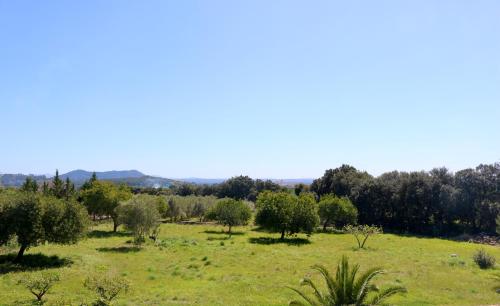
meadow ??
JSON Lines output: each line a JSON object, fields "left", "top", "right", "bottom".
{"left": 1, "top": 222, "right": 499, "bottom": 306}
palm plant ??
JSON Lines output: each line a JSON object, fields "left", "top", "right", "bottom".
{"left": 288, "top": 255, "right": 406, "bottom": 306}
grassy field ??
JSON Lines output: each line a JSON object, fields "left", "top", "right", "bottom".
{"left": 1, "top": 222, "right": 499, "bottom": 305}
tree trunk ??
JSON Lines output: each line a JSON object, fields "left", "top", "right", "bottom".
{"left": 323, "top": 219, "right": 329, "bottom": 232}
{"left": 228, "top": 225, "right": 232, "bottom": 234}
{"left": 14, "top": 244, "right": 27, "bottom": 263}
{"left": 280, "top": 229, "right": 285, "bottom": 240}
{"left": 113, "top": 220, "right": 118, "bottom": 232}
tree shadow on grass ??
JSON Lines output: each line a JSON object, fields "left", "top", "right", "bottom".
{"left": 248, "top": 237, "right": 311, "bottom": 246}
{"left": 96, "top": 246, "right": 141, "bottom": 253}
{"left": 87, "top": 230, "right": 131, "bottom": 238}
{"left": 203, "top": 230, "right": 245, "bottom": 236}
{"left": 207, "top": 236, "right": 231, "bottom": 241}
{"left": 0, "top": 253, "right": 72, "bottom": 274}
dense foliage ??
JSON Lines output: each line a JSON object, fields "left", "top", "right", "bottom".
{"left": 0, "top": 190, "right": 88, "bottom": 261}
{"left": 81, "top": 181, "right": 132, "bottom": 231}
{"left": 167, "top": 176, "right": 286, "bottom": 201}
{"left": 312, "top": 163, "right": 500, "bottom": 235}
{"left": 318, "top": 194, "right": 357, "bottom": 230}
{"left": 255, "top": 191, "right": 319, "bottom": 239}
{"left": 205, "top": 198, "right": 252, "bottom": 233}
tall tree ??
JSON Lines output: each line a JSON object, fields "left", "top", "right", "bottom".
{"left": 50, "top": 170, "right": 65, "bottom": 199}
{"left": 20, "top": 177, "right": 38, "bottom": 193}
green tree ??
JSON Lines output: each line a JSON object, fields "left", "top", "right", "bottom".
{"left": 81, "top": 172, "right": 98, "bottom": 191}
{"left": 117, "top": 195, "right": 160, "bottom": 244}
{"left": 81, "top": 181, "right": 132, "bottom": 231}
{"left": 318, "top": 194, "right": 358, "bottom": 231}
{"left": 289, "top": 193, "right": 320, "bottom": 236}
{"left": 64, "top": 177, "right": 75, "bottom": 200}
{"left": 50, "top": 170, "right": 65, "bottom": 199}
{"left": 294, "top": 183, "right": 309, "bottom": 196}
{"left": 205, "top": 198, "right": 252, "bottom": 234}
{"left": 289, "top": 255, "right": 406, "bottom": 306}
{"left": 167, "top": 198, "right": 182, "bottom": 222}
{"left": 255, "top": 191, "right": 319, "bottom": 239}
{"left": 218, "top": 175, "right": 255, "bottom": 200}
{"left": 41, "top": 181, "right": 50, "bottom": 196}
{"left": 0, "top": 191, "right": 88, "bottom": 261}
{"left": 20, "top": 177, "right": 38, "bottom": 193}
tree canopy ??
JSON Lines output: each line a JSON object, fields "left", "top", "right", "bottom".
{"left": 80, "top": 181, "right": 132, "bottom": 231}
{"left": 205, "top": 198, "right": 252, "bottom": 233}
{"left": 0, "top": 190, "right": 88, "bottom": 261}
{"left": 255, "top": 191, "right": 319, "bottom": 239}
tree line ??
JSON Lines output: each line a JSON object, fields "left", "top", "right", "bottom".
{"left": 136, "top": 175, "right": 286, "bottom": 201}
{"left": 311, "top": 163, "right": 499, "bottom": 235}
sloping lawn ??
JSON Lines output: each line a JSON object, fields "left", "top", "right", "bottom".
{"left": 1, "top": 223, "right": 499, "bottom": 305}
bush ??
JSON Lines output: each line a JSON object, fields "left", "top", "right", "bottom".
{"left": 84, "top": 273, "right": 129, "bottom": 305}
{"left": 17, "top": 271, "right": 60, "bottom": 303}
{"left": 473, "top": 249, "right": 496, "bottom": 269}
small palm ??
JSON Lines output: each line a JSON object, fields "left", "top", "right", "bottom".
{"left": 288, "top": 255, "right": 406, "bottom": 306}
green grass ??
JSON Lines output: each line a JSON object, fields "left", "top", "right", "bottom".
{"left": 1, "top": 222, "right": 499, "bottom": 305}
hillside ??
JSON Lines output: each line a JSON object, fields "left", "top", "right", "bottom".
{"left": 0, "top": 170, "right": 175, "bottom": 188}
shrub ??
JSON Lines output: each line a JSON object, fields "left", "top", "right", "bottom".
{"left": 17, "top": 271, "right": 60, "bottom": 303}
{"left": 473, "top": 249, "right": 496, "bottom": 269}
{"left": 344, "top": 224, "right": 382, "bottom": 249}
{"left": 84, "top": 273, "right": 129, "bottom": 305}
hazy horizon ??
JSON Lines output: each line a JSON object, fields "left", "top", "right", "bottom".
{"left": 2, "top": 1, "right": 499, "bottom": 178}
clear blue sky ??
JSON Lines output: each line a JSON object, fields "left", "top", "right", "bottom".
{"left": 1, "top": 1, "right": 499, "bottom": 178}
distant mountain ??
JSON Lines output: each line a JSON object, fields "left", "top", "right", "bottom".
{"left": 59, "top": 170, "right": 175, "bottom": 188}
{"left": 0, "top": 170, "right": 175, "bottom": 189}
{"left": 60, "top": 169, "right": 144, "bottom": 181}
{"left": 0, "top": 174, "right": 48, "bottom": 187}
{"left": 0, "top": 170, "right": 312, "bottom": 189}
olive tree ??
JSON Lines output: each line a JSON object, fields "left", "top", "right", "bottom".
{"left": 17, "top": 272, "right": 60, "bottom": 303}
{"left": 0, "top": 191, "right": 89, "bottom": 261}
{"left": 344, "top": 224, "right": 382, "bottom": 249}
{"left": 205, "top": 198, "right": 252, "bottom": 234}
{"left": 255, "top": 191, "right": 319, "bottom": 239}
{"left": 116, "top": 195, "right": 161, "bottom": 244}
{"left": 318, "top": 194, "right": 358, "bottom": 231}
{"left": 84, "top": 272, "right": 129, "bottom": 305}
